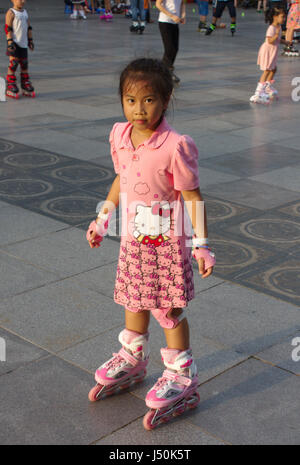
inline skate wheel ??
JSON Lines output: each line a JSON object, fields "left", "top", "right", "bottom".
{"left": 88, "top": 383, "right": 114, "bottom": 402}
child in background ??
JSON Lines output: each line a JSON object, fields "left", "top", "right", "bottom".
{"left": 129, "top": 0, "right": 146, "bottom": 33}
{"left": 156, "top": 0, "right": 186, "bottom": 84}
{"left": 250, "top": 7, "right": 289, "bottom": 103}
{"left": 257, "top": 0, "right": 268, "bottom": 13}
{"left": 195, "top": 0, "right": 209, "bottom": 32}
{"left": 70, "top": 0, "right": 87, "bottom": 18}
{"left": 4, "top": 0, "right": 35, "bottom": 99}
{"left": 86, "top": 58, "right": 216, "bottom": 430}
{"left": 206, "top": 0, "right": 237, "bottom": 36}
{"left": 284, "top": 0, "right": 300, "bottom": 55}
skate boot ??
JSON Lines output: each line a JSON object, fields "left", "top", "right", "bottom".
{"left": 138, "top": 22, "right": 145, "bottom": 34}
{"left": 230, "top": 23, "right": 236, "bottom": 36}
{"left": 143, "top": 348, "right": 200, "bottom": 430}
{"left": 78, "top": 10, "right": 87, "bottom": 19}
{"left": 265, "top": 80, "right": 278, "bottom": 99}
{"left": 100, "top": 10, "right": 113, "bottom": 21}
{"left": 130, "top": 21, "right": 139, "bottom": 32}
{"left": 6, "top": 74, "right": 19, "bottom": 99}
{"left": 198, "top": 21, "right": 207, "bottom": 33}
{"left": 205, "top": 23, "right": 216, "bottom": 35}
{"left": 70, "top": 10, "right": 78, "bottom": 19}
{"left": 282, "top": 44, "right": 299, "bottom": 57}
{"left": 249, "top": 82, "right": 270, "bottom": 104}
{"left": 21, "top": 73, "right": 36, "bottom": 98}
{"left": 88, "top": 329, "right": 150, "bottom": 402}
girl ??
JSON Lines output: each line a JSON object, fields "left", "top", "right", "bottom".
{"left": 284, "top": 0, "right": 300, "bottom": 56}
{"left": 4, "top": 0, "right": 35, "bottom": 99}
{"left": 86, "top": 58, "right": 216, "bottom": 430}
{"left": 250, "top": 7, "right": 289, "bottom": 103}
{"left": 70, "top": 1, "right": 87, "bottom": 19}
{"left": 156, "top": 0, "right": 186, "bottom": 84}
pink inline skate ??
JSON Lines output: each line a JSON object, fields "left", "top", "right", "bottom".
{"left": 143, "top": 348, "right": 200, "bottom": 430}
{"left": 88, "top": 329, "right": 150, "bottom": 401}
{"left": 100, "top": 10, "right": 113, "bottom": 21}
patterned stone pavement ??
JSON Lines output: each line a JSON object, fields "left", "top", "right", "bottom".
{"left": 0, "top": 0, "right": 299, "bottom": 446}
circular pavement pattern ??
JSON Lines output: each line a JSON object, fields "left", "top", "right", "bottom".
{"left": 3, "top": 152, "right": 60, "bottom": 168}
{"left": 0, "top": 179, "right": 52, "bottom": 198}
{"left": 240, "top": 218, "right": 300, "bottom": 243}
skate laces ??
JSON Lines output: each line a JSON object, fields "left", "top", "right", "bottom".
{"left": 154, "top": 370, "right": 192, "bottom": 389}
{"left": 106, "top": 347, "right": 139, "bottom": 369}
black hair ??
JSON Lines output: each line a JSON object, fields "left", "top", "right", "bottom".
{"left": 265, "top": 7, "right": 285, "bottom": 24}
{"left": 119, "top": 58, "right": 174, "bottom": 108}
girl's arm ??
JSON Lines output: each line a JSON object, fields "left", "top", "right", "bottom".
{"left": 267, "top": 26, "right": 280, "bottom": 45}
{"left": 180, "top": 1, "right": 186, "bottom": 23}
{"left": 88, "top": 174, "right": 120, "bottom": 248}
{"left": 5, "top": 9, "right": 14, "bottom": 41}
{"left": 156, "top": 0, "right": 181, "bottom": 23}
{"left": 181, "top": 187, "right": 213, "bottom": 278}
{"left": 96, "top": 174, "right": 120, "bottom": 220}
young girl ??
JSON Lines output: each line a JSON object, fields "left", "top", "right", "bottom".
{"left": 4, "top": 0, "right": 35, "bottom": 99}
{"left": 156, "top": 0, "right": 186, "bottom": 84}
{"left": 284, "top": 0, "right": 300, "bottom": 56}
{"left": 70, "top": 1, "right": 87, "bottom": 19}
{"left": 86, "top": 58, "right": 216, "bottom": 430}
{"left": 250, "top": 7, "right": 289, "bottom": 103}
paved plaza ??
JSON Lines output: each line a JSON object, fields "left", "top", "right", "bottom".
{"left": 0, "top": 0, "right": 299, "bottom": 445}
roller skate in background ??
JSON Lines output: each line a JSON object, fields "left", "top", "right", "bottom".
{"left": 88, "top": 329, "right": 150, "bottom": 401}
{"left": 100, "top": 10, "right": 113, "bottom": 21}
{"left": 20, "top": 73, "right": 36, "bottom": 98}
{"left": 6, "top": 74, "right": 19, "bottom": 99}
{"left": 282, "top": 44, "right": 299, "bottom": 57}
{"left": 143, "top": 348, "right": 200, "bottom": 430}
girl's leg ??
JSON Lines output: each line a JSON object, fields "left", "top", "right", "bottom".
{"left": 125, "top": 308, "right": 150, "bottom": 334}
{"left": 259, "top": 70, "right": 269, "bottom": 83}
{"left": 286, "top": 27, "right": 294, "bottom": 44}
{"left": 163, "top": 308, "right": 189, "bottom": 350}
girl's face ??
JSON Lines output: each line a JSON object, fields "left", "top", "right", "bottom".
{"left": 122, "top": 80, "right": 169, "bottom": 134}
{"left": 12, "top": 0, "right": 26, "bottom": 10}
{"left": 274, "top": 12, "right": 286, "bottom": 25}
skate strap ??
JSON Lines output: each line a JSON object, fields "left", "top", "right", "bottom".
{"left": 163, "top": 370, "right": 192, "bottom": 387}
{"left": 119, "top": 347, "right": 140, "bottom": 367}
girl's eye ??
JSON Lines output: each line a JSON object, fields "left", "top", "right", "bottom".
{"left": 145, "top": 98, "right": 153, "bottom": 103}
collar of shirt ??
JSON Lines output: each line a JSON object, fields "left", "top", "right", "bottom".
{"left": 119, "top": 117, "right": 171, "bottom": 150}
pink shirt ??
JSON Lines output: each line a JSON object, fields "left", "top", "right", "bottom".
{"left": 110, "top": 117, "right": 200, "bottom": 246}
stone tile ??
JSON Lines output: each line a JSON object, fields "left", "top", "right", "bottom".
{"left": 0, "top": 279, "right": 123, "bottom": 352}
{"left": 0, "top": 204, "right": 68, "bottom": 246}
{"left": 96, "top": 418, "right": 225, "bottom": 445}
{"left": 198, "top": 144, "right": 300, "bottom": 177}
{"left": 190, "top": 359, "right": 300, "bottom": 444}
{"left": 2, "top": 231, "right": 119, "bottom": 278}
{"left": 256, "top": 332, "right": 300, "bottom": 375}
{"left": 185, "top": 282, "right": 300, "bottom": 355}
{"left": 236, "top": 256, "right": 300, "bottom": 307}
{"left": 0, "top": 356, "right": 146, "bottom": 445}
{"left": 0, "top": 328, "right": 48, "bottom": 376}
{"left": 250, "top": 165, "right": 300, "bottom": 193}
{"left": 0, "top": 250, "right": 59, "bottom": 300}
{"left": 204, "top": 179, "right": 300, "bottom": 210}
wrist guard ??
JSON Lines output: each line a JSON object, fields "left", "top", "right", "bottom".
{"left": 86, "top": 212, "right": 111, "bottom": 245}
{"left": 6, "top": 39, "right": 16, "bottom": 56}
{"left": 5, "top": 24, "right": 13, "bottom": 35}
{"left": 192, "top": 246, "right": 216, "bottom": 271}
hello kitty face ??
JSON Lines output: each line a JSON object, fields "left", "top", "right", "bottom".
{"left": 134, "top": 203, "right": 172, "bottom": 237}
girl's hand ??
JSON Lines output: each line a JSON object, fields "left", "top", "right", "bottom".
{"left": 172, "top": 14, "right": 181, "bottom": 23}
{"left": 197, "top": 259, "right": 214, "bottom": 278}
{"left": 86, "top": 220, "right": 104, "bottom": 248}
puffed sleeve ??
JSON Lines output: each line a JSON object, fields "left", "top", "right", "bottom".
{"left": 171, "top": 135, "right": 199, "bottom": 191}
{"left": 109, "top": 123, "right": 120, "bottom": 175}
